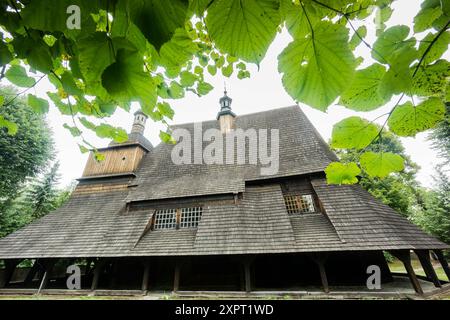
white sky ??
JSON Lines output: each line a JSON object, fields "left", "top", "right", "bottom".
{"left": 7, "top": 0, "right": 448, "bottom": 188}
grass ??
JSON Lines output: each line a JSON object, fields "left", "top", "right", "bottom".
{"left": 388, "top": 259, "right": 449, "bottom": 281}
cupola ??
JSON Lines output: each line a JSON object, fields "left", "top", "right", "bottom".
{"left": 216, "top": 90, "right": 236, "bottom": 134}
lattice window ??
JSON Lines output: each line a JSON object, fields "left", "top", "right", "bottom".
{"left": 154, "top": 209, "right": 176, "bottom": 230}
{"left": 284, "top": 194, "right": 316, "bottom": 214}
{"left": 180, "top": 207, "right": 202, "bottom": 228}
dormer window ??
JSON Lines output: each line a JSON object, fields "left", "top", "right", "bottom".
{"left": 154, "top": 207, "right": 202, "bottom": 230}
{"left": 154, "top": 209, "right": 177, "bottom": 230}
{"left": 284, "top": 194, "right": 316, "bottom": 214}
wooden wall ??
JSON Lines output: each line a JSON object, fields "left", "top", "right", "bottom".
{"left": 82, "top": 146, "right": 146, "bottom": 177}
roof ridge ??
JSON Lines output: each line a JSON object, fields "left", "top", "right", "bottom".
{"left": 170, "top": 104, "right": 300, "bottom": 128}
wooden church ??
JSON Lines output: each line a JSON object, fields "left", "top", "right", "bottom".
{"left": 0, "top": 93, "right": 448, "bottom": 295}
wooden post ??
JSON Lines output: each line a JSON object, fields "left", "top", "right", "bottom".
{"left": 309, "top": 254, "right": 329, "bottom": 293}
{"left": 0, "top": 259, "right": 21, "bottom": 288}
{"left": 109, "top": 259, "right": 119, "bottom": 289}
{"left": 434, "top": 250, "right": 450, "bottom": 281}
{"left": 36, "top": 259, "right": 56, "bottom": 293}
{"left": 317, "top": 261, "right": 329, "bottom": 293}
{"left": 390, "top": 250, "right": 423, "bottom": 295}
{"left": 173, "top": 262, "right": 180, "bottom": 292}
{"left": 142, "top": 259, "right": 150, "bottom": 292}
{"left": 91, "top": 259, "right": 107, "bottom": 291}
{"left": 309, "top": 253, "right": 330, "bottom": 293}
{"left": 244, "top": 260, "right": 251, "bottom": 293}
{"left": 239, "top": 265, "right": 245, "bottom": 291}
{"left": 415, "top": 250, "right": 441, "bottom": 287}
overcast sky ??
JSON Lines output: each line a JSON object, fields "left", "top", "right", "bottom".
{"left": 11, "top": 0, "right": 448, "bottom": 188}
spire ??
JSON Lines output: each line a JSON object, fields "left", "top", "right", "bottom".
{"left": 131, "top": 109, "right": 147, "bottom": 135}
{"left": 217, "top": 88, "right": 235, "bottom": 120}
{"left": 217, "top": 89, "right": 236, "bottom": 134}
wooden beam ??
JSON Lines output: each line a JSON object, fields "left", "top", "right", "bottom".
{"left": 415, "top": 250, "right": 441, "bottom": 287}
{"left": 173, "top": 262, "right": 180, "bottom": 292}
{"left": 390, "top": 250, "right": 423, "bottom": 295}
{"left": 141, "top": 260, "right": 150, "bottom": 292}
{"left": 0, "top": 259, "right": 21, "bottom": 288}
{"left": 434, "top": 250, "right": 450, "bottom": 281}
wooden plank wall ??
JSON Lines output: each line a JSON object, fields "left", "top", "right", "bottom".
{"left": 82, "top": 146, "right": 146, "bottom": 177}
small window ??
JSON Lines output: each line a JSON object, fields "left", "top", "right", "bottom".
{"left": 180, "top": 207, "right": 202, "bottom": 228}
{"left": 154, "top": 207, "right": 202, "bottom": 230}
{"left": 154, "top": 209, "right": 176, "bottom": 230}
{"left": 284, "top": 194, "right": 316, "bottom": 214}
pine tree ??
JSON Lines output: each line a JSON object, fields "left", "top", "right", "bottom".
{"left": 26, "top": 162, "right": 61, "bottom": 219}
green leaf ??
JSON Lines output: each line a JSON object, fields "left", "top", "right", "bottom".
{"left": 331, "top": 117, "right": 379, "bottom": 150}
{"left": 79, "top": 117, "right": 96, "bottom": 130}
{"left": 5, "top": 65, "right": 36, "bottom": 87}
{"left": 95, "top": 124, "right": 128, "bottom": 143}
{"left": 349, "top": 26, "right": 367, "bottom": 50}
{"left": 360, "top": 152, "right": 404, "bottom": 178}
{"left": 372, "top": 25, "right": 410, "bottom": 64}
{"left": 325, "top": 162, "right": 361, "bottom": 185}
{"left": 0, "top": 41, "right": 13, "bottom": 66}
{"left": 63, "top": 123, "right": 82, "bottom": 137}
{"left": 207, "top": 65, "right": 217, "bottom": 76}
{"left": 378, "top": 44, "right": 417, "bottom": 97}
{"left": 197, "top": 81, "right": 213, "bottom": 95}
{"left": 206, "top": 0, "right": 280, "bottom": 64}
{"left": 237, "top": 70, "right": 250, "bottom": 79}
{"left": 159, "top": 130, "right": 176, "bottom": 144}
{"left": 388, "top": 98, "right": 446, "bottom": 137}
{"left": 412, "top": 60, "right": 450, "bottom": 97}
{"left": 61, "top": 72, "right": 83, "bottom": 96}
{"left": 418, "top": 32, "right": 450, "bottom": 65}
{"left": 130, "top": 0, "right": 188, "bottom": 50}
{"left": 0, "top": 95, "right": 4, "bottom": 106}
{"left": 159, "top": 28, "right": 199, "bottom": 74}
{"left": 414, "top": 6, "right": 442, "bottom": 33}
{"left": 27, "top": 94, "right": 49, "bottom": 114}
{"left": 47, "top": 92, "right": 71, "bottom": 115}
{"left": 180, "top": 71, "right": 197, "bottom": 86}
{"left": 26, "top": 41, "right": 53, "bottom": 73}
{"left": 21, "top": 0, "right": 99, "bottom": 38}
{"left": 78, "top": 144, "right": 90, "bottom": 153}
{"left": 222, "top": 64, "right": 233, "bottom": 77}
{"left": 339, "top": 64, "right": 390, "bottom": 111}
{"left": 0, "top": 115, "right": 18, "bottom": 135}
{"left": 157, "top": 102, "right": 175, "bottom": 120}
{"left": 278, "top": 21, "right": 356, "bottom": 111}
{"left": 101, "top": 49, "right": 157, "bottom": 113}
{"left": 282, "top": 0, "right": 319, "bottom": 39}
{"left": 94, "top": 151, "right": 106, "bottom": 162}
{"left": 77, "top": 33, "right": 116, "bottom": 85}
{"left": 188, "top": 0, "right": 213, "bottom": 16}
{"left": 168, "top": 81, "right": 185, "bottom": 99}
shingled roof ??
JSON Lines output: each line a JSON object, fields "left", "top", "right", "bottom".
{"left": 0, "top": 105, "right": 447, "bottom": 259}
